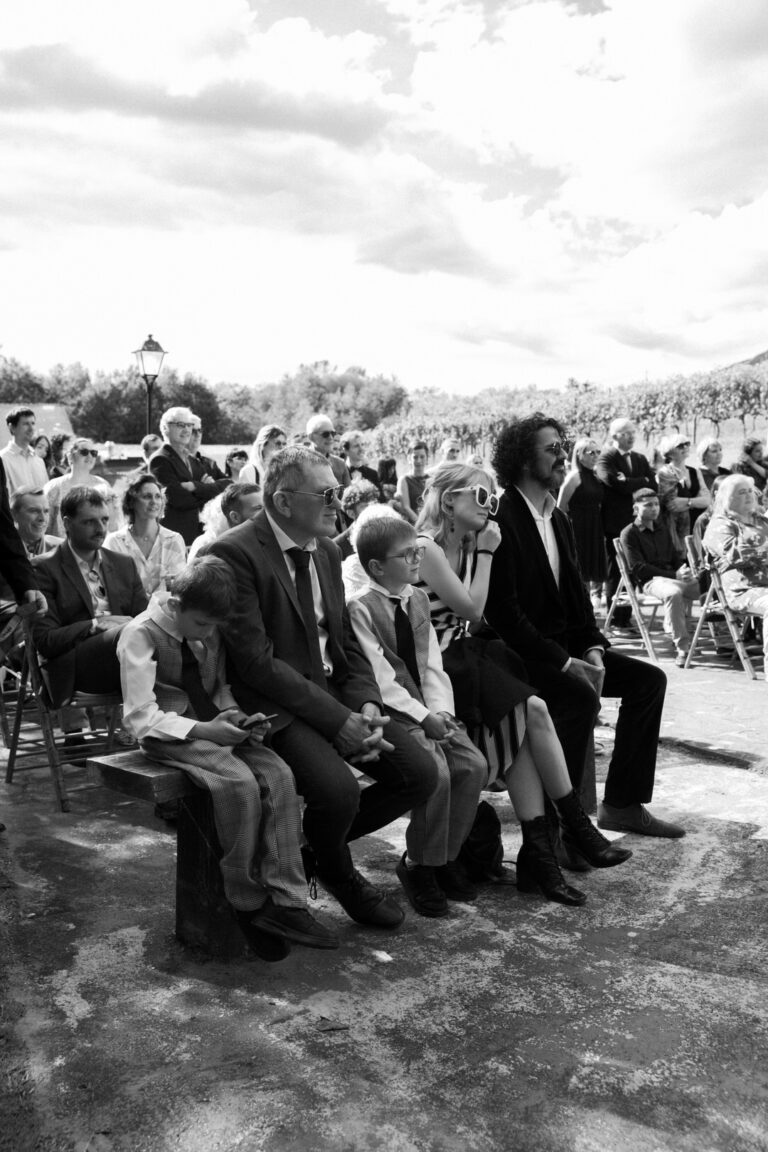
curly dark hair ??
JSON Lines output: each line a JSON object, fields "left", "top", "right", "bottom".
{"left": 491, "top": 413, "right": 566, "bottom": 489}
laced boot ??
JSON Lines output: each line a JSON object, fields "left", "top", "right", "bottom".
{"left": 554, "top": 789, "right": 633, "bottom": 869}
{"left": 516, "top": 816, "right": 587, "bottom": 906}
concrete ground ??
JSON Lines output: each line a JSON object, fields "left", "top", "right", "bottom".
{"left": 1, "top": 631, "right": 767, "bottom": 1152}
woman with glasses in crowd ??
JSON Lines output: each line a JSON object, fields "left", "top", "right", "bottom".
{"left": 557, "top": 437, "right": 606, "bottom": 611}
{"left": 696, "top": 437, "right": 731, "bottom": 493}
{"left": 104, "top": 475, "right": 186, "bottom": 597}
{"left": 240, "top": 424, "right": 288, "bottom": 486}
{"left": 414, "top": 462, "right": 625, "bottom": 906}
{"left": 656, "top": 433, "right": 710, "bottom": 544}
{"left": 44, "top": 437, "right": 118, "bottom": 537}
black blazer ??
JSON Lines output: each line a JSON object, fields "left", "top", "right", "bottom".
{"left": 0, "top": 459, "right": 36, "bottom": 601}
{"left": 149, "top": 444, "right": 229, "bottom": 546}
{"left": 595, "top": 447, "right": 657, "bottom": 536}
{"left": 208, "top": 511, "right": 382, "bottom": 737}
{"left": 485, "top": 487, "right": 608, "bottom": 672}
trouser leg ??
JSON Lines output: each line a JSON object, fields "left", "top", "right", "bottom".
{"left": 601, "top": 651, "right": 667, "bottom": 807}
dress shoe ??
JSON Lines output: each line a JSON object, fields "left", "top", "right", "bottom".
{"left": 252, "top": 898, "right": 339, "bottom": 949}
{"left": 234, "top": 910, "right": 291, "bottom": 962}
{"left": 396, "top": 854, "right": 449, "bottom": 917}
{"left": 674, "top": 650, "right": 689, "bottom": 668}
{"left": 0, "top": 822, "right": 5, "bottom": 833}
{"left": 598, "top": 802, "right": 685, "bottom": 839}
{"left": 435, "top": 859, "right": 478, "bottom": 902}
{"left": 320, "top": 868, "right": 405, "bottom": 929}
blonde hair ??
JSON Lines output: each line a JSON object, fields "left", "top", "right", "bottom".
{"left": 416, "top": 461, "right": 495, "bottom": 548}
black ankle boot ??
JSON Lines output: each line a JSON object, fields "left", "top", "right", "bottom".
{"left": 554, "top": 790, "right": 633, "bottom": 869}
{"left": 517, "top": 816, "right": 587, "bottom": 906}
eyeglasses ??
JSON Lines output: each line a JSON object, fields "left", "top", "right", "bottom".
{"left": 169, "top": 422, "right": 195, "bottom": 430}
{"left": 280, "top": 485, "right": 344, "bottom": 506}
{"left": 581, "top": 449, "right": 599, "bottom": 457}
{"left": 541, "top": 441, "right": 566, "bottom": 457}
{"left": 76, "top": 448, "right": 99, "bottom": 458}
{"left": 385, "top": 545, "right": 425, "bottom": 564}
{"left": 318, "top": 430, "right": 335, "bottom": 438}
{"left": 452, "top": 485, "right": 499, "bottom": 515}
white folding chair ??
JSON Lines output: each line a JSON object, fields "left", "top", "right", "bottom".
{"left": 604, "top": 537, "right": 663, "bottom": 661}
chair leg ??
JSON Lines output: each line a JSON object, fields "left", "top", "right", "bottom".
{"left": 38, "top": 704, "right": 70, "bottom": 811}
{"left": 685, "top": 586, "right": 714, "bottom": 668}
{"left": 635, "top": 605, "right": 659, "bottom": 662}
{"left": 5, "top": 655, "right": 30, "bottom": 783}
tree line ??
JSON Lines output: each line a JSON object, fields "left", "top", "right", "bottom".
{"left": 2, "top": 351, "right": 767, "bottom": 451}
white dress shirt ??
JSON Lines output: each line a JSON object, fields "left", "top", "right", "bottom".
{"left": 515, "top": 487, "right": 561, "bottom": 586}
{"left": 347, "top": 580, "right": 454, "bottom": 723}
{"left": 117, "top": 592, "right": 238, "bottom": 741}
{"left": 0, "top": 442, "right": 48, "bottom": 495}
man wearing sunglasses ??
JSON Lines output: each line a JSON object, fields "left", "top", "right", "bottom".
{"left": 150, "top": 407, "right": 230, "bottom": 547}
{"left": 486, "top": 415, "right": 683, "bottom": 842}
{"left": 208, "top": 447, "right": 439, "bottom": 930}
{"left": 307, "top": 414, "right": 351, "bottom": 489}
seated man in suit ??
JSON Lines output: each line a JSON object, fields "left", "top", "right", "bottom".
{"left": 149, "top": 407, "right": 229, "bottom": 547}
{"left": 485, "top": 415, "right": 684, "bottom": 840}
{"left": 595, "top": 418, "right": 657, "bottom": 627}
{"left": 32, "top": 485, "right": 148, "bottom": 708}
{"left": 208, "top": 447, "right": 439, "bottom": 929}
{"left": 620, "top": 489, "right": 700, "bottom": 667}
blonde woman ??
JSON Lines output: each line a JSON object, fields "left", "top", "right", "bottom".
{"left": 414, "top": 462, "right": 631, "bottom": 906}
{"left": 44, "top": 437, "right": 119, "bottom": 537}
{"left": 557, "top": 437, "right": 606, "bottom": 608}
{"left": 240, "top": 424, "right": 287, "bottom": 485}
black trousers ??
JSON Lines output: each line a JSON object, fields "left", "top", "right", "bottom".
{"left": 526, "top": 649, "right": 667, "bottom": 809}
{"left": 270, "top": 712, "right": 439, "bottom": 882}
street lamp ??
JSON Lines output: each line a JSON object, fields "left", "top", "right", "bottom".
{"left": 133, "top": 334, "right": 166, "bottom": 436}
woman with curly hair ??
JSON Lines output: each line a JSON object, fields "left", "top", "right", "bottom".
{"left": 414, "top": 461, "right": 631, "bottom": 906}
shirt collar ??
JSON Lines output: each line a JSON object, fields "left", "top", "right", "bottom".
{"left": 146, "top": 591, "right": 185, "bottom": 640}
{"left": 515, "top": 486, "right": 557, "bottom": 521}
{"left": 366, "top": 578, "right": 414, "bottom": 605}
{"left": 7, "top": 441, "right": 33, "bottom": 458}
{"left": 265, "top": 508, "right": 317, "bottom": 554}
{"left": 634, "top": 519, "right": 656, "bottom": 531}
{"left": 66, "top": 539, "right": 103, "bottom": 573}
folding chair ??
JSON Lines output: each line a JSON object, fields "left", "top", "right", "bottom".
{"left": 684, "top": 554, "right": 757, "bottom": 679}
{"left": 604, "top": 537, "right": 663, "bottom": 661}
{"left": 5, "top": 617, "right": 122, "bottom": 811}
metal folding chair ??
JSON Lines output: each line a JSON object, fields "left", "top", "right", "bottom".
{"left": 5, "top": 617, "right": 122, "bottom": 811}
{"left": 683, "top": 549, "right": 757, "bottom": 678}
{"left": 604, "top": 537, "right": 663, "bottom": 661}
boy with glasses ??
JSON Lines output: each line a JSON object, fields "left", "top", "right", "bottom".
{"left": 347, "top": 516, "right": 488, "bottom": 917}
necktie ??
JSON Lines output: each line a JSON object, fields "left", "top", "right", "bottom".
{"left": 393, "top": 600, "right": 421, "bottom": 690}
{"left": 624, "top": 453, "right": 633, "bottom": 476}
{"left": 287, "top": 548, "right": 327, "bottom": 686}
{"left": 180, "top": 639, "right": 220, "bottom": 721}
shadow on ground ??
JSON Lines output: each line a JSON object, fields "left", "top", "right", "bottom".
{"left": 2, "top": 743, "right": 768, "bottom": 1152}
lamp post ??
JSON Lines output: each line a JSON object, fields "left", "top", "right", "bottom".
{"left": 133, "top": 334, "right": 166, "bottom": 436}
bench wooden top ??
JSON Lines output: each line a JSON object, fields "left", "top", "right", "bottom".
{"left": 86, "top": 750, "right": 198, "bottom": 803}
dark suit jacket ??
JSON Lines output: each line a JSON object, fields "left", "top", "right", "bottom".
{"left": 0, "top": 459, "right": 36, "bottom": 602}
{"left": 32, "top": 543, "right": 147, "bottom": 702}
{"left": 208, "top": 511, "right": 382, "bottom": 737}
{"left": 595, "top": 447, "right": 657, "bottom": 536}
{"left": 149, "top": 444, "right": 229, "bottom": 546}
{"left": 485, "top": 487, "right": 608, "bottom": 672}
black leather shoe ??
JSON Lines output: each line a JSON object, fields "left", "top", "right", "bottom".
{"left": 321, "top": 868, "right": 405, "bottom": 929}
{"left": 234, "top": 910, "right": 291, "bottom": 962}
{"left": 253, "top": 898, "right": 339, "bottom": 949}
{"left": 396, "top": 854, "right": 449, "bottom": 917}
{"left": 435, "top": 859, "right": 478, "bottom": 902}
{"left": 598, "top": 803, "right": 685, "bottom": 839}
{"left": 554, "top": 790, "right": 633, "bottom": 869}
{"left": 517, "top": 817, "right": 587, "bottom": 907}
{"left": 0, "top": 822, "right": 5, "bottom": 833}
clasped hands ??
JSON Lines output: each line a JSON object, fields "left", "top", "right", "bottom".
{"left": 334, "top": 704, "right": 393, "bottom": 764}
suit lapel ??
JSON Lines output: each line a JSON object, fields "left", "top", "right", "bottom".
{"left": 507, "top": 489, "right": 561, "bottom": 598}
{"left": 254, "top": 515, "right": 303, "bottom": 619}
{"left": 60, "top": 544, "right": 95, "bottom": 617}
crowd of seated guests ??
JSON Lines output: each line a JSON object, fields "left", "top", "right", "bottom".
{"left": 5, "top": 399, "right": 768, "bottom": 961}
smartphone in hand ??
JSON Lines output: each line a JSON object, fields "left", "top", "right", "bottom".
{"left": 238, "top": 712, "right": 278, "bottom": 731}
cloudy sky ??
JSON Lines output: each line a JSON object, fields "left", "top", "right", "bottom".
{"left": 1, "top": 0, "right": 767, "bottom": 394}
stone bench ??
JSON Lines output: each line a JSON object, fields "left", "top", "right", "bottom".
{"left": 87, "top": 750, "right": 248, "bottom": 959}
